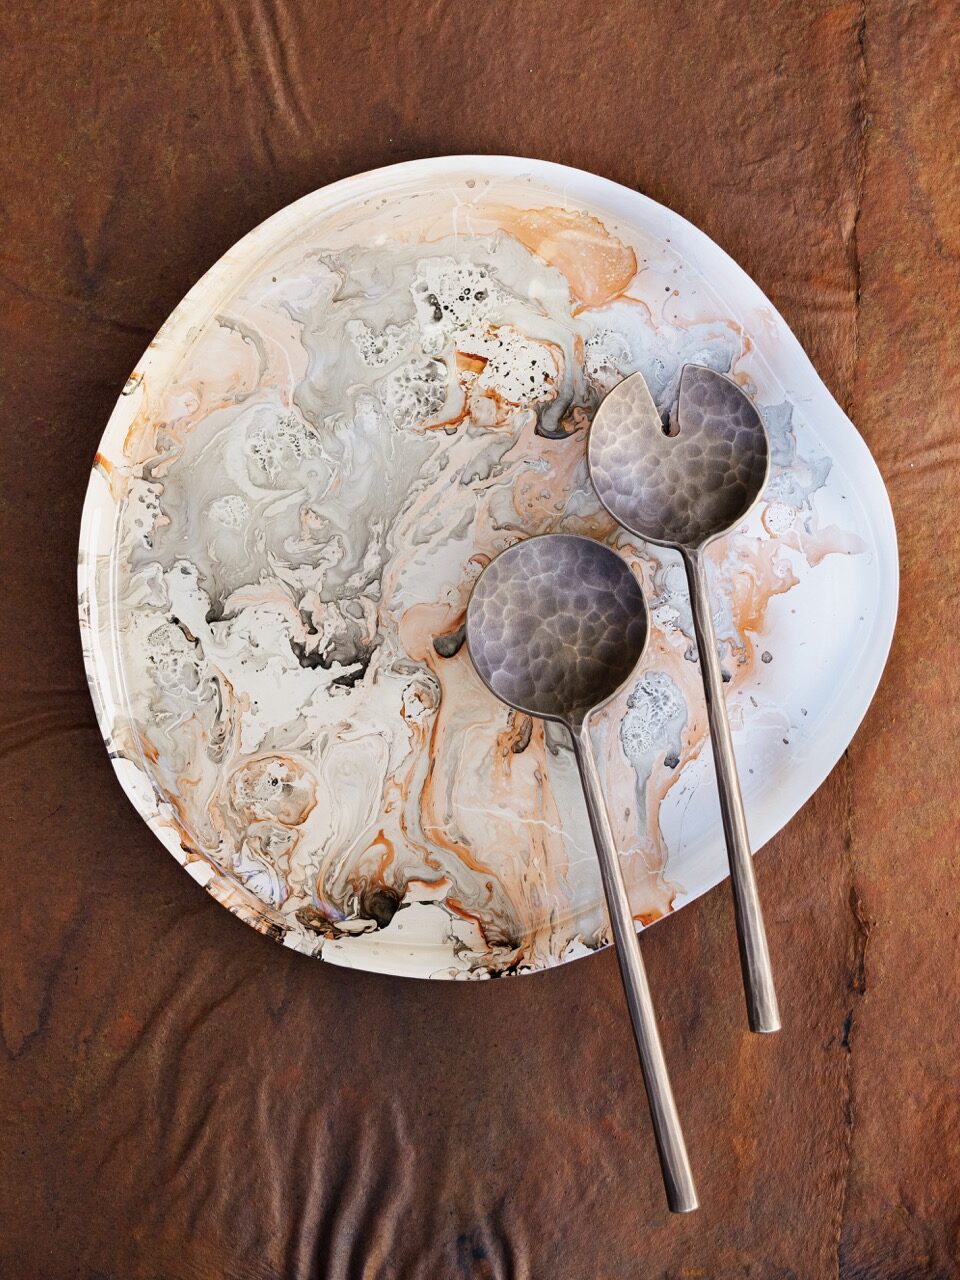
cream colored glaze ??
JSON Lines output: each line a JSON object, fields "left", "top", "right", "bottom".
{"left": 79, "top": 164, "right": 890, "bottom": 976}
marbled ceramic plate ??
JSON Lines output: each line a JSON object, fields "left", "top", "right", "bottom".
{"left": 78, "top": 156, "right": 898, "bottom": 978}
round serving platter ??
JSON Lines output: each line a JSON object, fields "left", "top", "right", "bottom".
{"left": 78, "top": 156, "right": 898, "bottom": 978}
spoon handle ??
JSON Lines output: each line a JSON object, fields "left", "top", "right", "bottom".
{"left": 682, "top": 547, "right": 781, "bottom": 1034}
{"left": 570, "top": 723, "right": 699, "bottom": 1214}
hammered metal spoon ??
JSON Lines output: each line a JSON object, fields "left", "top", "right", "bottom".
{"left": 589, "top": 365, "right": 780, "bottom": 1035}
{"left": 467, "top": 533, "right": 698, "bottom": 1214}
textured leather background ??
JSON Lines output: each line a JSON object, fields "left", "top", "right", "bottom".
{"left": 1, "top": 2, "right": 958, "bottom": 1276}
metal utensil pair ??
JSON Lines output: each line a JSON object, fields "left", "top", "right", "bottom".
{"left": 466, "top": 365, "right": 779, "bottom": 1213}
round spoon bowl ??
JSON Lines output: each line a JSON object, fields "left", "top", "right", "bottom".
{"left": 466, "top": 533, "right": 648, "bottom": 727}
{"left": 588, "top": 364, "right": 769, "bottom": 549}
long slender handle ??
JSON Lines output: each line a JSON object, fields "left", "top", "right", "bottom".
{"left": 683, "top": 548, "right": 781, "bottom": 1034}
{"left": 571, "top": 724, "right": 698, "bottom": 1214}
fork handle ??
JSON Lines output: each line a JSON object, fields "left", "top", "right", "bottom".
{"left": 682, "top": 546, "right": 781, "bottom": 1034}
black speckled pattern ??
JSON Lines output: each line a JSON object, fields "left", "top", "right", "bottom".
{"left": 588, "top": 364, "right": 769, "bottom": 547}
{"left": 466, "top": 534, "right": 649, "bottom": 726}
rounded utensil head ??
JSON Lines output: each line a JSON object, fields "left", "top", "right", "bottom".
{"left": 466, "top": 534, "right": 649, "bottom": 728}
{"left": 588, "top": 364, "right": 770, "bottom": 549}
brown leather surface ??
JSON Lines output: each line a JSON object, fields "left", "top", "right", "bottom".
{"left": 1, "top": 1, "right": 958, "bottom": 1276}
